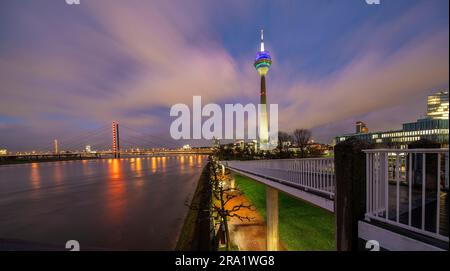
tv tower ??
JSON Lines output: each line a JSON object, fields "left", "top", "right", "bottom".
{"left": 254, "top": 29, "right": 272, "bottom": 150}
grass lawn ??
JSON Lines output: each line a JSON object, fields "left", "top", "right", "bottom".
{"left": 235, "top": 174, "right": 335, "bottom": 251}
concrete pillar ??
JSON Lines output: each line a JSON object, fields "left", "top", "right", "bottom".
{"left": 266, "top": 186, "right": 279, "bottom": 251}
{"left": 229, "top": 177, "right": 235, "bottom": 189}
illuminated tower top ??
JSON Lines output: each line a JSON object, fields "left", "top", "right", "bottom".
{"left": 254, "top": 29, "right": 272, "bottom": 77}
{"left": 260, "top": 29, "right": 265, "bottom": 51}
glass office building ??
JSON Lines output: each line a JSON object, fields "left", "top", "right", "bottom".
{"left": 336, "top": 91, "right": 449, "bottom": 148}
{"left": 427, "top": 91, "right": 449, "bottom": 119}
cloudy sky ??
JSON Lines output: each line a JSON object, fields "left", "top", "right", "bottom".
{"left": 0, "top": 0, "right": 448, "bottom": 151}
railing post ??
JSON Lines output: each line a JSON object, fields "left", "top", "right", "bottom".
{"left": 266, "top": 186, "right": 279, "bottom": 251}
{"left": 445, "top": 153, "right": 449, "bottom": 190}
{"left": 334, "top": 137, "right": 371, "bottom": 251}
{"left": 408, "top": 139, "right": 441, "bottom": 233}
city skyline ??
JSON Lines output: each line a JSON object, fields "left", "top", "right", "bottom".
{"left": 335, "top": 91, "right": 449, "bottom": 147}
{"left": 0, "top": 0, "right": 449, "bottom": 151}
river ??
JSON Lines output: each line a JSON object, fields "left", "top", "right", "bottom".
{"left": 0, "top": 155, "right": 207, "bottom": 250}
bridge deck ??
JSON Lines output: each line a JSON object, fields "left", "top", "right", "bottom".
{"left": 228, "top": 167, "right": 334, "bottom": 212}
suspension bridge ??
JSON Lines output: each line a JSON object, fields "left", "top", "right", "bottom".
{"left": 0, "top": 121, "right": 212, "bottom": 162}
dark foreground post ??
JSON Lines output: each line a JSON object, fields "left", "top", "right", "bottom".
{"left": 334, "top": 137, "right": 370, "bottom": 251}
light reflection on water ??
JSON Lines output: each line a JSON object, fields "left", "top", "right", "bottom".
{"left": 0, "top": 155, "right": 207, "bottom": 250}
{"left": 30, "top": 163, "right": 40, "bottom": 189}
{"left": 106, "top": 158, "right": 125, "bottom": 226}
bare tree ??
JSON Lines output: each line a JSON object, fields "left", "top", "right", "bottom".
{"left": 210, "top": 157, "right": 255, "bottom": 250}
{"left": 277, "top": 131, "right": 292, "bottom": 152}
{"left": 188, "top": 156, "right": 254, "bottom": 250}
{"left": 292, "top": 128, "right": 311, "bottom": 158}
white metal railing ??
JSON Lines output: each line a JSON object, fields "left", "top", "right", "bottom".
{"left": 364, "top": 148, "right": 449, "bottom": 242}
{"left": 224, "top": 158, "right": 335, "bottom": 198}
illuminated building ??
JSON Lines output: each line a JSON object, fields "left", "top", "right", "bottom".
{"left": 0, "top": 149, "right": 7, "bottom": 155}
{"left": 427, "top": 91, "right": 449, "bottom": 119}
{"left": 336, "top": 91, "right": 449, "bottom": 148}
{"left": 233, "top": 140, "right": 245, "bottom": 150}
{"left": 356, "top": 121, "right": 368, "bottom": 134}
{"left": 212, "top": 137, "right": 220, "bottom": 149}
{"left": 182, "top": 144, "right": 191, "bottom": 150}
{"left": 54, "top": 139, "right": 58, "bottom": 154}
{"left": 254, "top": 29, "right": 272, "bottom": 150}
{"left": 249, "top": 140, "right": 258, "bottom": 153}
{"left": 85, "top": 145, "right": 92, "bottom": 153}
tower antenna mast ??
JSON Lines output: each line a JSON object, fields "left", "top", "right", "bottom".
{"left": 260, "top": 29, "right": 265, "bottom": 52}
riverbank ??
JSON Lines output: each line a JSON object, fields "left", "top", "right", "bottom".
{"left": 235, "top": 174, "right": 335, "bottom": 251}
{"left": 176, "top": 163, "right": 212, "bottom": 251}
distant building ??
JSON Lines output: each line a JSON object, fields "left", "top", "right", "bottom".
{"left": 356, "top": 121, "right": 369, "bottom": 134}
{"left": 0, "top": 149, "right": 7, "bottom": 155}
{"left": 212, "top": 137, "right": 220, "bottom": 149}
{"left": 85, "top": 145, "right": 97, "bottom": 153}
{"left": 248, "top": 140, "right": 258, "bottom": 153}
{"left": 233, "top": 140, "right": 245, "bottom": 150}
{"left": 182, "top": 144, "right": 191, "bottom": 150}
{"left": 287, "top": 141, "right": 332, "bottom": 156}
{"left": 427, "top": 91, "right": 449, "bottom": 119}
{"left": 220, "top": 140, "right": 258, "bottom": 153}
{"left": 336, "top": 91, "right": 449, "bottom": 148}
{"left": 280, "top": 140, "right": 292, "bottom": 149}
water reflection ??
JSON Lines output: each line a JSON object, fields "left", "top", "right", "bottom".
{"left": 81, "top": 159, "right": 94, "bottom": 177}
{"left": 106, "top": 159, "right": 126, "bottom": 224}
{"left": 151, "top": 157, "right": 157, "bottom": 173}
{"left": 109, "top": 159, "right": 121, "bottom": 180}
{"left": 134, "top": 158, "right": 144, "bottom": 187}
{"left": 180, "top": 156, "right": 185, "bottom": 170}
{"left": 161, "top": 156, "right": 167, "bottom": 170}
{"left": 135, "top": 158, "right": 143, "bottom": 177}
{"left": 0, "top": 155, "right": 207, "bottom": 250}
{"left": 30, "top": 163, "right": 40, "bottom": 189}
{"left": 54, "top": 164, "right": 63, "bottom": 185}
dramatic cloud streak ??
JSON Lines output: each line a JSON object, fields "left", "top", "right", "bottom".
{"left": 0, "top": 0, "right": 448, "bottom": 150}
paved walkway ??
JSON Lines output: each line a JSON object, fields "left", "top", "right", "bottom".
{"left": 224, "top": 192, "right": 286, "bottom": 251}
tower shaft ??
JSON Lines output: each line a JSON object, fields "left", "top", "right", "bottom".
{"left": 259, "top": 75, "right": 269, "bottom": 149}
{"left": 260, "top": 75, "right": 267, "bottom": 105}
{"left": 54, "top": 139, "right": 58, "bottom": 154}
